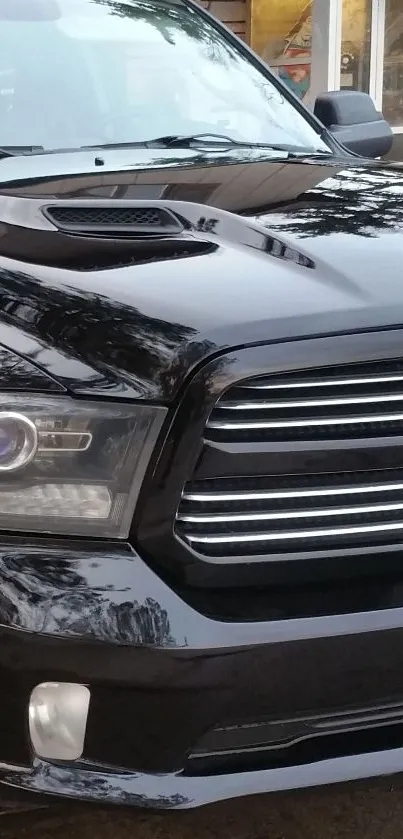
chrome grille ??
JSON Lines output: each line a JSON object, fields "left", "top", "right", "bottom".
{"left": 175, "top": 471, "right": 403, "bottom": 557}
{"left": 206, "top": 360, "right": 403, "bottom": 442}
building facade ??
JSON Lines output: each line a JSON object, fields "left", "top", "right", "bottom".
{"left": 200, "top": 0, "right": 403, "bottom": 158}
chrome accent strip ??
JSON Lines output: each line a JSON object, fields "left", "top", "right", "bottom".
{"left": 183, "top": 482, "right": 403, "bottom": 503}
{"left": 190, "top": 702, "right": 403, "bottom": 760}
{"left": 207, "top": 413, "right": 403, "bottom": 430}
{"left": 185, "top": 520, "right": 403, "bottom": 545}
{"left": 220, "top": 394, "right": 403, "bottom": 410}
{"left": 241, "top": 374, "right": 403, "bottom": 390}
{"left": 178, "top": 501, "right": 403, "bottom": 524}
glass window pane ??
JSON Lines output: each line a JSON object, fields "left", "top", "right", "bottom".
{"left": 0, "top": 0, "right": 330, "bottom": 151}
{"left": 341, "top": 0, "right": 371, "bottom": 92}
{"left": 250, "top": 0, "right": 312, "bottom": 101}
{"left": 383, "top": 0, "right": 403, "bottom": 127}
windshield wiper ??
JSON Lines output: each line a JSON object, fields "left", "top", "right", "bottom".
{"left": 0, "top": 145, "right": 44, "bottom": 159}
{"left": 82, "top": 134, "right": 331, "bottom": 157}
{"left": 149, "top": 133, "right": 330, "bottom": 155}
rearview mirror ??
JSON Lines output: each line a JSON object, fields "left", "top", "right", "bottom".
{"left": 314, "top": 90, "right": 393, "bottom": 158}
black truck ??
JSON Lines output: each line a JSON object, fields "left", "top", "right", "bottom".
{"left": 0, "top": 0, "right": 403, "bottom": 812}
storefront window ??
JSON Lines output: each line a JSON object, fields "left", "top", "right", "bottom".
{"left": 341, "top": 0, "right": 371, "bottom": 92}
{"left": 249, "top": 0, "right": 403, "bottom": 132}
{"left": 250, "top": 0, "right": 371, "bottom": 103}
{"left": 250, "top": 0, "right": 312, "bottom": 101}
{"left": 383, "top": 0, "right": 403, "bottom": 127}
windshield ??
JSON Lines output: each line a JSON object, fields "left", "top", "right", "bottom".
{"left": 0, "top": 0, "right": 331, "bottom": 154}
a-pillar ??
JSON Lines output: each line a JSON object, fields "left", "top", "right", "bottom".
{"left": 306, "top": 0, "right": 342, "bottom": 108}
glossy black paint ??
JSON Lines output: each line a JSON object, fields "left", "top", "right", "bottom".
{"left": 1, "top": 150, "right": 403, "bottom": 401}
{"left": 0, "top": 344, "right": 63, "bottom": 392}
{"left": 1, "top": 541, "right": 403, "bottom": 808}
{"left": 4, "top": 749, "right": 403, "bottom": 810}
{"left": 2, "top": 84, "right": 403, "bottom": 808}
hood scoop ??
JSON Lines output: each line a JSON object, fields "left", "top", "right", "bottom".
{"left": 43, "top": 203, "right": 184, "bottom": 236}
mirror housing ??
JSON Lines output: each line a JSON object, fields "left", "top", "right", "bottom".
{"left": 314, "top": 90, "right": 393, "bottom": 158}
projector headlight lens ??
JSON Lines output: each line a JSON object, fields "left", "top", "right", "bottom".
{"left": 0, "top": 412, "right": 38, "bottom": 472}
{"left": 0, "top": 395, "right": 166, "bottom": 537}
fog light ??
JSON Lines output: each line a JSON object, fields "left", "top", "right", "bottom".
{"left": 29, "top": 682, "right": 90, "bottom": 761}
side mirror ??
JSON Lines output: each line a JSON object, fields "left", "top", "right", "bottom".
{"left": 314, "top": 90, "right": 393, "bottom": 158}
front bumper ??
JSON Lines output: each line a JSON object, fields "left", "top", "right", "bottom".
{"left": 1, "top": 540, "right": 403, "bottom": 810}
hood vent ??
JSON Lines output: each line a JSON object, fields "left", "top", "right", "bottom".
{"left": 43, "top": 204, "right": 183, "bottom": 236}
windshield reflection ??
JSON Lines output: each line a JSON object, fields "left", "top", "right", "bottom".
{"left": 0, "top": 0, "right": 330, "bottom": 153}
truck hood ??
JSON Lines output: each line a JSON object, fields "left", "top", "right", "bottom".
{"left": 0, "top": 147, "right": 403, "bottom": 401}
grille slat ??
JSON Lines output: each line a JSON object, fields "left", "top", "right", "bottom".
{"left": 241, "top": 374, "right": 403, "bottom": 390}
{"left": 208, "top": 413, "right": 403, "bottom": 431}
{"left": 207, "top": 360, "right": 403, "bottom": 442}
{"left": 222, "top": 394, "right": 403, "bottom": 410}
{"left": 178, "top": 501, "right": 403, "bottom": 524}
{"left": 176, "top": 471, "right": 403, "bottom": 556}
{"left": 183, "top": 481, "right": 403, "bottom": 503}
{"left": 185, "top": 520, "right": 403, "bottom": 547}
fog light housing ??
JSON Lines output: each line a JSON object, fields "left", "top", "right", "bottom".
{"left": 29, "top": 682, "right": 90, "bottom": 761}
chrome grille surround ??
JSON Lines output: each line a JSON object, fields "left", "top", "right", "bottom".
{"left": 135, "top": 335, "right": 403, "bottom": 591}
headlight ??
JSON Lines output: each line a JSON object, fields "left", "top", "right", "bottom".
{"left": 0, "top": 395, "right": 166, "bottom": 538}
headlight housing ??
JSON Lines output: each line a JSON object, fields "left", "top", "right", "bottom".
{"left": 0, "top": 395, "right": 166, "bottom": 538}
